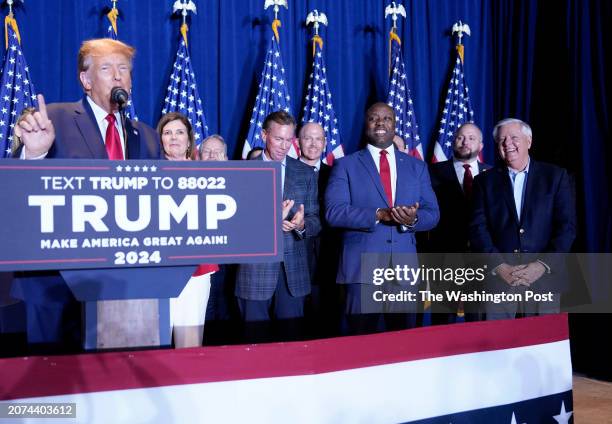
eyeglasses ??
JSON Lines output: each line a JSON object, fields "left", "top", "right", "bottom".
{"left": 200, "top": 150, "right": 226, "bottom": 160}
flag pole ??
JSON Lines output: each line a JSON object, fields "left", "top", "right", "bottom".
{"left": 173, "top": 0, "right": 197, "bottom": 47}
{"left": 4, "top": 0, "right": 22, "bottom": 49}
{"left": 107, "top": 0, "right": 119, "bottom": 37}
{"left": 265, "top": 0, "right": 288, "bottom": 43}
{"left": 384, "top": 2, "right": 406, "bottom": 77}
{"left": 306, "top": 9, "right": 327, "bottom": 57}
{"left": 452, "top": 20, "right": 471, "bottom": 64}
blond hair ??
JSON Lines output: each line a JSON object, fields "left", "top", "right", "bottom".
{"left": 78, "top": 38, "right": 135, "bottom": 80}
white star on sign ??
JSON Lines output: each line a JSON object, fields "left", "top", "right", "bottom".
{"left": 510, "top": 412, "right": 525, "bottom": 424}
{"left": 552, "top": 401, "right": 573, "bottom": 424}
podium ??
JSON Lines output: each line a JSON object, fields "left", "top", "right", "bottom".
{"left": 0, "top": 158, "right": 283, "bottom": 351}
{"left": 62, "top": 266, "right": 196, "bottom": 350}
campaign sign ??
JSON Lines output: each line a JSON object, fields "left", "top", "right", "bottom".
{"left": 0, "top": 159, "right": 282, "bottom": 271}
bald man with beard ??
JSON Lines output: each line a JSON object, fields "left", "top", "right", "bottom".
{"left": 426, "top": 123, "right": 491, "bottom": 323}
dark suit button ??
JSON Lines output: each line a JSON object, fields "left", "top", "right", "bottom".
{"left": 519, "top": 228, "right": 525, "bottom": 234}
{"left": 386, "top": 240, "right": 392, "bottom": 243}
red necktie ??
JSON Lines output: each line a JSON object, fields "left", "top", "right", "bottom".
{"left": 379, "top": 150, "right": 393, "bottom": 206}
{"left": 463, "top": 164, "right": 473, "bottom": 199}
{"left": 105, "top": 114, "right": 124, "bottom": 160}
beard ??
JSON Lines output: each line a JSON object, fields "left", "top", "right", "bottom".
{"left": 453, "top": 149, "right": 478, "bottom": 161}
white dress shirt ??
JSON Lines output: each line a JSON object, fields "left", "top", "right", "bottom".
{"left": 508, "top": 158, "right": 530, "bottom": 219}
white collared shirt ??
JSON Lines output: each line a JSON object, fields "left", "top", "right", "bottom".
{"left": 453, "top": 157, "right": 480, "bottom": 187}
{"left": 262, "top": 151, "right": 287, "bottom": 195}
{"left": 86, "top": 96, "right": 126, "bottom": 158}
{"left": 366, "top": 143, "right": 397, "bottom": 205}
{"left": 508, "top": 158, "right": 531, "bottom": 219}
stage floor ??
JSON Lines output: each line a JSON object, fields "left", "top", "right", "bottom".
{"left": 574, "top": 375, "right": 612, "bottom": 423}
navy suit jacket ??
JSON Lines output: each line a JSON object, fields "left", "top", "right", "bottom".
{"left": 427, "top": 159, "right": 491, "bottom": 252}
{"left": 469, "top": 159, "right": 576, "bottom": 292}
{"left": 304, "top": 163, "right": 342, "bottom": 285}
{"left": 44, "top": 97, "right": 161, "bottom": 159}
{"left": 236, "top": 156, "right": 321, "bottom": 300}
{"left": 325, "top": 148, "right": 439, "bottom": 285}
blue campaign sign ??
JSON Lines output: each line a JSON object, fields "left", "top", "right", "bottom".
{"left": 0, "top": 159, "right": 282, "bottom": 271}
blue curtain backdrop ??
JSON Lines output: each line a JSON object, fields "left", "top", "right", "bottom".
{"left": 4, "top": 0, "right": 611, "bottom": 252}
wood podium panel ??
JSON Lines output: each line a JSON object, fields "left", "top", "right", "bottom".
{"left": 85, "top": 299, "right": 170, "bottom": 350}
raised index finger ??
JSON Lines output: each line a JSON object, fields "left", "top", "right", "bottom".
{"left": 37, "top": 94, "right": 48, "bottom": 120}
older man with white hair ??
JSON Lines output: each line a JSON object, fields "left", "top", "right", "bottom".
{"left": 470, "top": 118, "right": 576, "bottom": 319}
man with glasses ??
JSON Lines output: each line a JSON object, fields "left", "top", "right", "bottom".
{"left": 199, "top": 134, "right": 228, "bottom": 161}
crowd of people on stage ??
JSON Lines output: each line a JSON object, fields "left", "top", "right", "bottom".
{"left": 10, "top": 38, "right": 576, "bottom": 349}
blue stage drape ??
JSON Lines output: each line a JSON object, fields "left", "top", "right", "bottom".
{"left": 5, "top": 0, "right": 611, "bottom": 252}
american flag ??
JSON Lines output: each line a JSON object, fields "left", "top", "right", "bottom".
{"left": 432, "top": 44, "right": 474, "bottom": 162}
{"left": 301, "top": 38, "right": 343, "bottom": 165}
{"left": 0, "top": 20, "right": 37, "bottom": 158}
{"left": 386, "top": 32, "right": 422, "bottom": 160}
{"left": 105, "top": 5, "right": 138, "bottom": 121}
{"left": 162, "top": 35, "right": 209, "bottom": 147}
{"left": 242, "top": 31, "right": 296, "bottom": 159}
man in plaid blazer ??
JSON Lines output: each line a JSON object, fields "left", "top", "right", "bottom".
{"left": 236, "top": 111, "right": 320, "bottom": 342}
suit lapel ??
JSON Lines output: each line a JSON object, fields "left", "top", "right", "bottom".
{"left": 75, "top": 98, "right": 107, "bottom": 158}
{"left": 125, "top": 119, "right": 141, "bottom": 160}
{"left": 443, "top": 160, "right": 464, "bottom": 197}
{"left": 259, "top": 155, "right": 291, "bottom": 199}
{"left": 478, "top": 162, "right": 491, "bottom": 173}
{"left": 497, "top": 166, "right": 520, "bottom": 224}
{"left": 357, "top": 149, "right": 390, "bottom": 206}
{"left": 283, "top": 158, "right": 292, "bottom": 198}
{"left": 395, "top": 153, "right": 412, "bottom": 206}
{"left": 520, "top": 160, "right": 537, "bottom": 223}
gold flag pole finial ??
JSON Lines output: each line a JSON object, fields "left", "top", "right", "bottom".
{"left": 306, "top": 9, "right": 327, "bottom": 57}
{"left": 385, "top": 2, "right": 406, "bottom": 75}
{"left": 452, "top": 20, "right": 471, "bottom": 63}
{"left": 264, "top": 0, "right": 288, "bottom": 42}
{"left": 107, "top": 0, "right": 119, "bottom": 36}
{"left": 4, "top": 0, "right": 23, "bottom": 49}
{"left": 172, "top": 0, "right": 197, "bottom": 46}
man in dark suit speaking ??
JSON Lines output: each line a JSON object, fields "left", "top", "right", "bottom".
{"left": 12, "top": 38, "right": 161, "bottom": 347}
{"left": 15, "top": 38, "right": 159, "bottom": 160}
{"left": 236, "top": 111, "right": 320, "bottom": 342}
{"left": 470, "top": 118, "right": 576, "bottom": 319}
{"left": 325, "top": 102, "right": 439, "bottom": 334}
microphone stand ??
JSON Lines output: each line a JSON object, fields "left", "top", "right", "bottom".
{"left": 119, "top": 104, "right": 128, "bottom": 160}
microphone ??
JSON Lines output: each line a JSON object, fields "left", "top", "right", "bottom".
{"left": 110, "top": 87, "right": 129, "bottom": 109}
